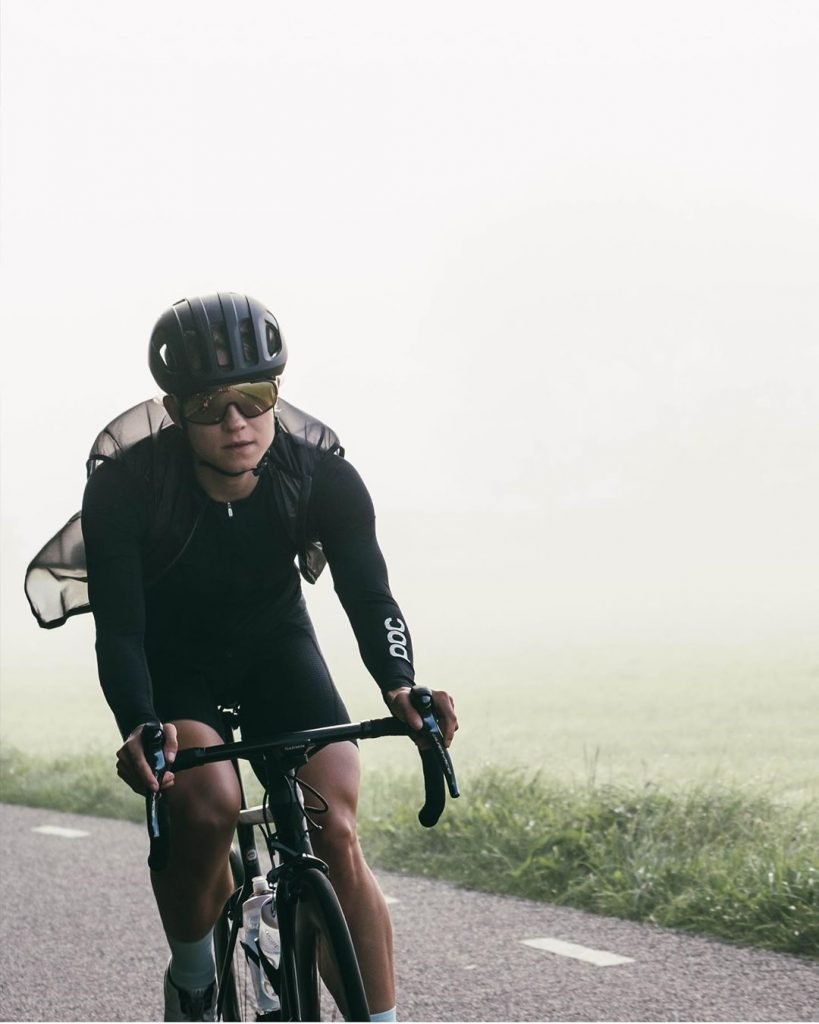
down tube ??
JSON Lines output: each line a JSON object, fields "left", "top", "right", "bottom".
{"left": 276, "top": 882, "right": 303, "bottom": 1021}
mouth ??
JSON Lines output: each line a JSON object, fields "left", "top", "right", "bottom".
{"left": 224, "top": 441, "right": 255, "bottom": 450}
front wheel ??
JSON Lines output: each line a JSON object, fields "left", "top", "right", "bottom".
{"left": 278, "top": 867, "right": 369, "bottom": 1022}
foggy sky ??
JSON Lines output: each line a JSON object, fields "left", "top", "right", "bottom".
{"left": 2, "top": 1, "right": 817, "bottom": 680}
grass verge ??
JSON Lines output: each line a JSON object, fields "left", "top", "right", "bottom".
{"left": 358, "top": 764, "right": 818, "bottom": 959}
{"left": 2, "top": 747, "right": 816, "bottom": 958}
{"left": 0, "top": 746, "right": 144, "bottom": 823}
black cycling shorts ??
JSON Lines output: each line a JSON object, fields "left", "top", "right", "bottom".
{"left": 146, "top": 601, "right": 351, "bottom": 748}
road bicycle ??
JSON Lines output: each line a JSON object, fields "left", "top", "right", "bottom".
{"left": 141, "top": 687, "right": 458, "bottom": 1022}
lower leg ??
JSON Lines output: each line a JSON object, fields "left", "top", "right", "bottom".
{"left": 322, "top": 843, "right": 396, "bottom": 1014}
{"left": 300, "top": 743, "right": 396, "bottom": 1015}
{"left": 152, "top": 855, "right": 234, "bottom": 942}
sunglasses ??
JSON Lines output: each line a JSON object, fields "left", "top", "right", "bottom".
{"left": 180, "top": 380, "right": 279, "bottom": 425}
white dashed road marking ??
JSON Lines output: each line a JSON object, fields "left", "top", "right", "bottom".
{"left": 522, "top": 937, "right": 635, "bottom": 966}
{"left": 33, "top": 825, "right": 90, "bottom": 839}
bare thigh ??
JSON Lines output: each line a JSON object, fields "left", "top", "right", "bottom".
{"left": 297, "top": 742, "right": 361, "bottom": 858}
{"left": 164, "top": 719, "right": 241, "bottom": 836}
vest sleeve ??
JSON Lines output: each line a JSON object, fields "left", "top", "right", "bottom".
{"left": 25, "top": 398, "right": 175, "bottom": 629}
{"left": 311, "top": 456, "right": 415, "bottom": 694}
{"left": 24, "top": 511, "right": 90, "bottom": 628}
{"left": 82, "top": 460, "right": 158, "bottom": 737}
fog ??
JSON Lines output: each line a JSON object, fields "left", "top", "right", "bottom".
{"left": 2, "top": 1, "right": 818, "bottom": 712}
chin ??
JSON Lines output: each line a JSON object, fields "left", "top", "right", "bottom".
{"left": 208, "top": 452, "right": 255, "bottom": 474}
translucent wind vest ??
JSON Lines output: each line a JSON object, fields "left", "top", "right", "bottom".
{"left": 25, "top": 397, "right": 344, "bottom": 629}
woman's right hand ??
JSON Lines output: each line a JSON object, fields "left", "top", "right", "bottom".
{"left": 116, "top": 721, "right": 178, "bottom": 794}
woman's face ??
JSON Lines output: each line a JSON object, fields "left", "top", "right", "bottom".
{"left": 164, "top": 393, "right": 276, "bottom": 476}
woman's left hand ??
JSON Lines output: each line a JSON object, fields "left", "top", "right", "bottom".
{"left": 384, "top": 686, "right": 458, "bottom": 747}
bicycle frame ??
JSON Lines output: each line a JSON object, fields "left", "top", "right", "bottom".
{"left": 142, "top": 688, "right": 459, "bottom": 1020}
{"left": 215, "top": 706, "right": 336, "bottom": 1019}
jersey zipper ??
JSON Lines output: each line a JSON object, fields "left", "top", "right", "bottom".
{"left": 226, "top": 501, "right": 234, "bottom": 518}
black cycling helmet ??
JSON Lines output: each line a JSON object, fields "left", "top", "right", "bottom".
{"left": 149, "top": 292, "right": 287, "bottom": 396}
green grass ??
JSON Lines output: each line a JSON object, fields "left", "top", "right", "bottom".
{"left": 2, "top": 746, "right": 816, "bottom": 958}
{"left": 358, "top": 764, "right": 819, "bottom": 958}
{"left": 0, "top": 747, "right": 145, "bottom": 823}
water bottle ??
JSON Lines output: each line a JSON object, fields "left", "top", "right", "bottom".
{"left": 242, "top": 876, "right": 278, "bottom": 1015}
{"left": 258, "top": 894, "right": 281, "bottom": 1012}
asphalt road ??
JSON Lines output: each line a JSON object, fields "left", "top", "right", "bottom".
{"left": 1, "top": 803, "right": 817, "bottom": 1022}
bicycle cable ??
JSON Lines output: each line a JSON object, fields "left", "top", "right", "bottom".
{"left": 295, "top": 772, "right": 329, "bottom": 833}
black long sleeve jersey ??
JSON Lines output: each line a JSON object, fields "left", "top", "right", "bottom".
{"left": 82, "top": 452, "right": 414, "bottom": 738}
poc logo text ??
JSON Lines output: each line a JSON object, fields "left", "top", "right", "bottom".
{"left": 384, "top": 617, "right": 410, "bottom": 662}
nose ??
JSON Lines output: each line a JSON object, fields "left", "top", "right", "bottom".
{"left": 221, "top": 403, "right": 248, "bottom": 429}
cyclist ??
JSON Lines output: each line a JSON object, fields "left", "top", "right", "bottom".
{"left": 35, "top": 293, "right": 458, "bottom": 1021}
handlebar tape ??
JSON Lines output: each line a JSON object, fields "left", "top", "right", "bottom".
{"left": 418, "top": 747, "right": 446, "bottom": 827}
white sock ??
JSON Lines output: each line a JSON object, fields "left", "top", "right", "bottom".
{"left": 370, "top": 1010, "right": 397, "bottom": 1022}
{"left": 167, "top": 930, "right": 216, "bottom": 991}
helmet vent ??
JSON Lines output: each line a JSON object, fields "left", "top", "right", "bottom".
{"left": 265, "top": 323, "right": 280, "bottom": 359}
{"left": 157, "top": 343, "right": 175, "bottom": 371}
{"left": 211, "top": 324, "right": 233, "bottom": 369}
{"left": 239, "top": 319, "right": 258, "bottom": 365}
{"left": 183, "top": 330, "right": 206, "bottom": 373}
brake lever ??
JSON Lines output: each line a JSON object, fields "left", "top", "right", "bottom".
{"left": 426, "top": 724, "right": 460, "bottom": 799}
{"left": 141, "top": 722, "right": 170, "bottom": 870}
{"left": 409, "top": 688, "right": 460, "bottom": 799}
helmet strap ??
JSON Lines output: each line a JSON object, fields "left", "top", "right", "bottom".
{"left": 252, "top": 447, "right": 272, "bottom": 477}
{"left": 195, "top": 443, "right": 272, "bottom": 479}
{"left": 194, "top": 458, "right": 250, "bottom": 478}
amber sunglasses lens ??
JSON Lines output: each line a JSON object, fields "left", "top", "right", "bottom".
{"left": 182, "top": 381, "right": 278, "bottom": 424}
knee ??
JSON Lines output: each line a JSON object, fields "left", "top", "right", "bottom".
{"left": 175, "top": 797, "right": 237, "bottom": 838}
{"left": 169, "top": 775, "right": 239, "bottom": 840}
{"left": 312, "top": 808, "right": 360, "bottom": 869}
